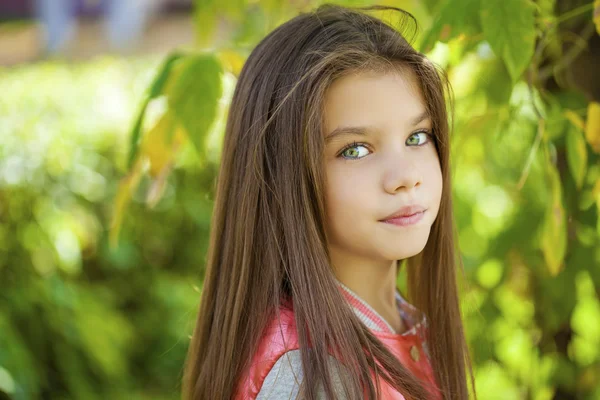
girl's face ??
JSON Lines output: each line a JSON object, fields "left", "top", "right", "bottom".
{"left": 322, "top": 69, "right": 443, "bottom": 263}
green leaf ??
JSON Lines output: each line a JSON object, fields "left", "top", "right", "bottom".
{"left": 0, "top": 312, "right": 40, "bottom": 399}
{"left": 231, "top": 4, "right": 273, "bottom": 47}
{"left": 545, "top": 99, "right": 568, "bottom": 141}
{"left": 540, "top": 161, "right": 567, "bottom": 276}
{"left": 575, "top": 222, "right": 596, "bottom": 247}
{"left": 0, "top": 366, "right": 15, "bottom": 395}
{"left": 194, "top": 0, "right": 246, "bottom": 47}
{"left": 127, "top": 52, "right": 184, "bottom": 169}
{"left": 566, "top": 125, "right": 588, "bottom": 189}
{"left": 420, "top": 0, "right": 482, "bottom": 53}
{"left": 166, "top": 54, "right": 223, "bottom": 155}
{"left": 594, "top": 0, "right": 600, "bottom": 35}
{"left": 480, "top": 0, "right": 536, "bottom": 82}
{"left": 110, "top": 158, "right": 144, "bottom": 249}
{"left": 480, "top": 58, "right": 513, "bottom": 106}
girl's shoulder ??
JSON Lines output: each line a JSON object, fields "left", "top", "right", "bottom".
{"left": 256, "top": 348, "right": 350, "bottom": 400}
{"left": 237, "top": 299, "right": 350, "bottom": 400}
{"left": 235, "top": 300, "right": 300, "bottom": 399}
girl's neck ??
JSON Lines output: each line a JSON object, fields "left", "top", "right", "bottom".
{"left": 330, "top": 251, "right": 402, "bottom": 331}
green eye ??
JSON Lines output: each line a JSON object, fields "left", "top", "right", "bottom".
{"left": 339, "top": 142, "right": 370, "bottom": 160}
{"left": 406, "top": 132, "right": 430, "bottom": 146}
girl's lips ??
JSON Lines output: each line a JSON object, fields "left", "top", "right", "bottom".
{"left": 380, "top": 210, "right": 425, "bottom": 226}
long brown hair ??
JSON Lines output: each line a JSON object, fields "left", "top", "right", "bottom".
{"left": 182, "top": 4, "right": 475, "bottom": 399}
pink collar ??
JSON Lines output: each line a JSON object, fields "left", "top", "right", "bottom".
{"left": 335, "top": 280, "right": 427, "bottom": 336}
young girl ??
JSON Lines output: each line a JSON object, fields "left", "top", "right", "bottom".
{"left": 183, "top": 4, "right": 475, "bottom": 399}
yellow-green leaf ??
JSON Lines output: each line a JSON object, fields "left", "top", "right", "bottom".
{"left": 585, "top": 102, "right": 600, "bottom": 153}
{"left": 141, "top": 112, "right": 188, "bottom": 207}
{"left": 540, "top": 162, "right": 567, "bottom": 276}
{"left": 127, "top": 53, "right": 183, "bottom": 169}
{"left": 140, "top": 112, "right": 187, "bottom": 178}
{"left": 564, "top": 109, "right": 585, "bottom": 131}
{"left": 217, "top": 49, "right": 246, "bottom": 77}
{"left": 566, "top": 125, "right": 588, "bottom": 189}
{"left": 110, "top": 158, "right": 144, "bottom": 249}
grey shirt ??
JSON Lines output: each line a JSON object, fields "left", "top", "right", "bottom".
{"left": 256, "top": 349, "right": 350, "bottom": 399}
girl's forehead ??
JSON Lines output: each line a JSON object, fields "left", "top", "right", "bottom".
{"left": 321, "top": 70, "right": 427, "bottom": 136}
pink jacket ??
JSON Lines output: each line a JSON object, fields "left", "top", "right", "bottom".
{"left": 235, "top": 283, "right": 441, "bottom": 399}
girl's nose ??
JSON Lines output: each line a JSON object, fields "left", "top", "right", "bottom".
{"left": 383, "top": 157, "right": 423, "bottom": 194}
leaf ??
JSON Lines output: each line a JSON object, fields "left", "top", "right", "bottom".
{"left": 575, "top": 222, "right": 596, "bottom": 247}
{"left": 540, "top": 161, "right": 567, "bottom": 276}
{"left": 166, "top": 54, "right": 223, "bottom": 156}
{"left": 141, "top": 112, "right": 178, "bottom": 178}
{"left": 0, "top": 366, "right": 15, "bottom": 395}
{"left": 480, "top": 0, "right": 536, "bottom": 82}
{"left": 594, "top": 0, "right": 600, "bottom": 34}
{"left": 481, "top": 58, "right": 513, "bottom": 106}
{"left": 579, "top": 188, "right": 595, "bottom": 211}
{"left": 0, "top": 310, "right": 40, "bottom": 398}
{"left": 564, "top": 109, "right": 585, "bottom": 131}
{"left": 420, "top": 0, "right": 481, "bottom": 53}
{"left": 140, "top": 112, "right": 188, "bottom": 207}
{"left": 127, "top": 52, "right": 184, "bottom": 169}
{"left": 146, "top": 163, "right": 172, "bottom": 209}
{"left": 594, "top": 179, "right": 600, "bottom": 236}
{"left": 217, "top": 49, "right": 246, "bottom": 77}
{"left": 194, "top": 0, "right": 246, "bottom": 47}
{"left": 109, "top": 158, "right": 144, "bottom": 249}
{"left": 585, "top": 101, "right": 600, "bottom": 153}
{"left": 566, "top": 124, "right": 588, "bottom": 189}
{"left": 229, "top": 5, "right": 270, "bottom": 48}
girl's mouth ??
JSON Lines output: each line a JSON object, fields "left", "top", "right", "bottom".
{"left": 380, "top": 210, "right": 425, "bottom": 226}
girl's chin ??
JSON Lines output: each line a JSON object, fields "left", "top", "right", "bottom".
{"left": 377, "top": 241, "right": 429, "bottom": 260}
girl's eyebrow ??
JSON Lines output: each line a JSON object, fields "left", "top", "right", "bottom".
{"left": 324, "top": 110, "right": 430, "bottom": 143}
{"left": 325, "top": 125, "right": 371, "bottom": 143}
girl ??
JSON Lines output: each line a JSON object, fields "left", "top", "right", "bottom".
{"left": 183, "top": 3, "right": 475, "bottom": 399}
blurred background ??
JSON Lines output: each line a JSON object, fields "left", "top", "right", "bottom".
{"left": 0, "top": 0, "right": 599, "bottom": 399}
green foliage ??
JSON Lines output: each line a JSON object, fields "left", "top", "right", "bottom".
{"left": 1, "top": 0, "right": 600, "bottom": 399}
{"left": 0, "top": 58, "right": 212, "bottom": 399}
{"left": 481, "top": 0, "right": 537, "bottom": 82}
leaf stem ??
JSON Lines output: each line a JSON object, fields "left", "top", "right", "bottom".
{"left": 537, "top": 22, "right": 596, "bottom": 81}
{"left": 554, "top": 2, "right": 595, "bottom": 25}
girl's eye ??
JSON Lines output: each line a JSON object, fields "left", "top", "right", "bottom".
{"left": 337, "top": 132, "right": 431, "bottom": 160}
{"left": 406, "top": 131, "right": 431, "bottom": 146}
{"left": 338, "top": 142, "right": 370, "bottom": 160}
